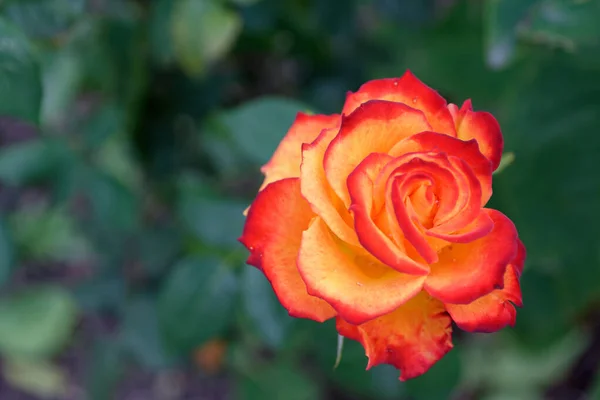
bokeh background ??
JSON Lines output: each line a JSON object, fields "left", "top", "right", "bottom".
{"left": 0, "top": 0, "right": 599, "bottom": 399}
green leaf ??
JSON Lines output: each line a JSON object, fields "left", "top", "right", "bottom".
{"left": 2, "top": 357, "right": 68, "bottom": 399}
{"left": 0, "top": 139, "right": 65, "bottom": 186}
{"left": 171, "top": 0, "right": 242, "bottom": 77}
{"left": 81, "top": 168, "right": 139, "bottom": 234}
{"left": 201, "top": 117, "right": 254, "bottom": 178}
{"left": 178, "top": 192, "right": 246, "bottom": 248}
{"left": 0, "top": 17, "right": 42, "bottom": 124}
{"left": 94, "top": 131, "right": 143, "bottom": 193}
{"left": 48, "top": 154, "right": 83, "bottom": 206}
{"left": 74, "top": 167, "right": 138, "bottom": 270}
{"left": 2, "top": 0, "right": 86, "bottom": 38}
{"left": 236, "top": 362, "right": 322, "bottom": 400}
{"left": 81, "top": 102, "right": 125, "bottom": 149}
{"left": 158, "top": 256, "right": 238, "bottom": 354}
{"left": 219, "top": 97, "right": 313, "bottom": 165}
{"left": 137, "top": 226, "right": 183, "bottom": 277}
{"left": 40, "top": 47, "right": 83, "bottom": 128}
{"left": 69, "top": 19, "right": 116, "bottom": 95}
{"left": 85, "top": 339, "right": 125, "bottom": 400}
{"left": 149, "top": 0, "right": 176, "bottom": 65}
{"left": 73, "top": 275, "right": 125, "bottom": 312}
{"left": 0, "top": 286, "right": 78, "bottom": 358}
{"left": 0, "top": 218, "right": 15, "bottom": 286}
{"left": 120, "top": 296, "right": 176, "bottom": 370}
{"left": 103, "top": 17, "right": 148, "bottom": 115}
{"left": 241, "top": 266, "right": 293, "bottom": 349}
{"left": 9, "top": 204, "right": 93, "bottom": 263}
{"left": 493, "top": 152, "right": 515, "bottom": 175}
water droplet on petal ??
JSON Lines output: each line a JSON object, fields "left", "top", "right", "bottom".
{"left": 356, "top": 281, "right": 363, "bottom": 287}
{"left": 412, "top": 97, "right": 418, "bottom": 103}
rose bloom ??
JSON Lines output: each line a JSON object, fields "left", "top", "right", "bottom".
{"left": 239, "top": 71, "right": 525, "bottom": 380}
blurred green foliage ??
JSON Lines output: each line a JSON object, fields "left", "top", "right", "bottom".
{"left": 0, "top": 0, "right": 599, "bottom": 399}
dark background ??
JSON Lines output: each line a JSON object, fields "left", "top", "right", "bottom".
{"left": 0, "top": 0, "right": 599, "bottom": 399}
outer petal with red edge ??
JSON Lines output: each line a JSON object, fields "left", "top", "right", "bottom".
{"left": 445, "top": 263, "right": 522, "bottom": 333}
{"left": 424, "top": 209, "right": 519, "bottom": 304}
{"left": 324, "top": 100, "right": 432, "bottom": 207}
{"left": 239, "top": 178, "right": 336, "bottom": 322}
{"left": 259, "top": 113, "right": 340, "bottom": 190}
{"left": 300, "top": 126, "right": 359, "bottom": 246}
{"left": 445, "top": 242, "right": 524, "bottom": 332}
{"left": 342, "top": 71, "right": 456, "bottom": 135}
{"left": 336, "top": 291, "right": 453, "bottom": 381}
{"left": 297, "top": 217, "right": 427, "bottom": 325}
{"left": 448, "top": 100, "right": 503, "bottom": 171}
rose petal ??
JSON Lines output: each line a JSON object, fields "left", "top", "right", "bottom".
{"left": 373, "top": 153, "right": 460, "bottom": 228}
{"left": 427, "top": 156, "right": 483, "bottom": 235}
{"left": 445, "top": 264, "right": 522, "bottom": 333}
{"left": 390, "top": 131, "right": 493, "bottom": 205}
{"left": 379, "top": 155, "right": 469, "bottom": 263}
{"left": 240, "top": 178, "right": 336, "bottom": 322}
{"left": 390, "top": 172, "right": 439, "bottom": 264}
{"left": 336, "top": 317, "right": 361, "bottom": 342}
{"left": 342, "top": 70, "right": 456, "bottom": 135}
{"left": 336, "top": 291, "right": 453, "bottom": 381}
{"left": 347, "top": 153, "right": 430, "bottom": 276}
{"left": 300, "top": 126, "right": 360, "bottom": 246}
{"left": 259, "top": 113, "right": 340, "bottom": 190}
{"left": 424, "top": 209, "right": 518, "bottom": 304}
{"left": 298, "top": 217, "right": 427, "bottom": 325}
{"left": 449, "top": 100, "right": 503, "bottom": 171}
{"left": 371, "top": 152, "right": 483, "bottom": 251}
{"left": 324, "top": 100, "right": 432, "bottom": 207}
{"left": 426, "top": 210, "right": 494, "bottom": 243}
{"left": 407, "top": 180, "right": 438, "bottom": 225}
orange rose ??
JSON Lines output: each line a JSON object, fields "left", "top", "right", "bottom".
{"left": 239, "top": 71, "right": 525, "bottom": 380}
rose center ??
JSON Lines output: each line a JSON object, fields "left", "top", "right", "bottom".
{"left": 390, "top": 173, "right": 440, "bottom": 230}
{"left": 407, "top": 183, "right": 439, "bottom": 229}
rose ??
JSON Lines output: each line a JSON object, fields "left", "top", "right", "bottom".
{"left": 240, "top": 71, "right": 525, "bottom": 380}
